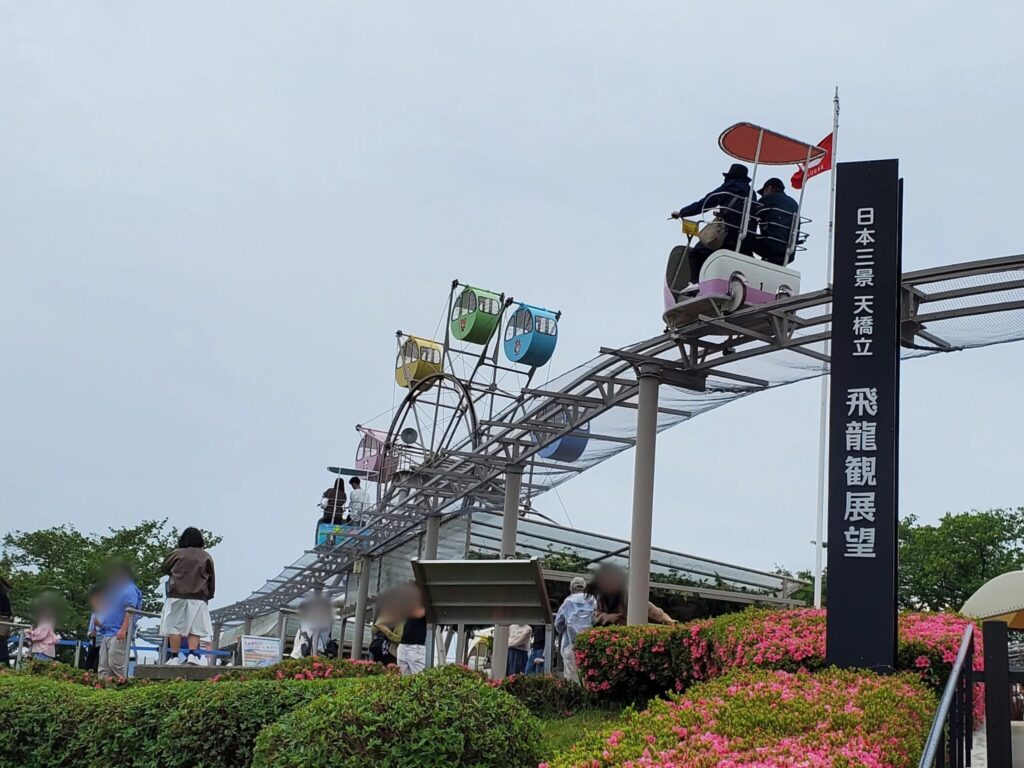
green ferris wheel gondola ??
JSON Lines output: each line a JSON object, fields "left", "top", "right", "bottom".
{"left": 450, "top": 285, "right": 502, "bottom": 344}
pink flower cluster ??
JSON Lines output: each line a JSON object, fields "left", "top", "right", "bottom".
{"left": 546, "top": 668, "right": 936, "bottom": 768}
{"left": 574, "top": 608, "right": 980, "bottom": 707}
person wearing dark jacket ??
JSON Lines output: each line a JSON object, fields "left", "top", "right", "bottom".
{"left": 159, "top": 527, "right": 216, "bottom": 666}
{"left": 671, "top": 163, "right": 758, "bottom": 285}
{"left": 752, "top": 177, "right": 800, "bottom": 266}
{"left": 320, "top": 479, "right": 347, "bottom": 524}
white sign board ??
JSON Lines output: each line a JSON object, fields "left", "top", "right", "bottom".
{"left": 240, "top": 635, "right": 282, "bottom": 668}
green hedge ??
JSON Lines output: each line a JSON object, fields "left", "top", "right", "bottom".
{"left": 157, "top": 680, "right": 351, "bottom": 768}
{"left": 71, "top": 682, "right": 201, "bottom": 768}
{"left": 252, "top": 665, "right": 542, "bottom": 768}
{"left": 492, "top": 673, "right": 594, "bottom": 718}
{"left": 0, "top": 676, "right": 96, "bottom": 766}
{"left": 0, "top": 668, "right": 544, "bottom": 768}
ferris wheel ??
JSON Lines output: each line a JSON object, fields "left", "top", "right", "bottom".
{"left": 353, "top": 279, "right": 585, "bottom": 519}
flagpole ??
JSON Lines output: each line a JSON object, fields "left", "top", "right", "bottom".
{"left": 813, "top": 87, "right": 840, "bottom": 609}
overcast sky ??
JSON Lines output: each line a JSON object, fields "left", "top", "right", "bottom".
{"left": 3, "top": 2, "right": 1024, "bottom": 609}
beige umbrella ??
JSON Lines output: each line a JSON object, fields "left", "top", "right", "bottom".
{"left": 961, "top": 571, "right": 1024, "bottom": 629}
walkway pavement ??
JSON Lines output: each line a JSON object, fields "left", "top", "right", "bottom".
{"left": 971, "top": 722, "right": 1024, "bottom": 767}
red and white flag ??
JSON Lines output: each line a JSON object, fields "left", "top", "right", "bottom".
{"left": 791, "top": 133, "right": 833, "bottom": 189}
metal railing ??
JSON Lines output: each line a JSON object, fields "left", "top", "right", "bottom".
{"left": 1, "top": 619, "right": 32, "bottom": 669}
{"left": 918, "top": 624, "right": 975, "bottom": 768}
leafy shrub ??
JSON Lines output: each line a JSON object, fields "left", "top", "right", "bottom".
{"left": 156, "top": 679, "right": 351, "bottom": 768}
{"left": 70, "top": 682, "right": 201, "bottom": 768}
{"left": 0, "top": 676, "right": 96, "bottom": 767}
{"left": 20, "top": 658, "right": 141, "bottom": 688}
{"left": 574, "top": 608, "right": 979, "bottom": 705}
{"left": 215, "top": 655, "right": 393, "bottom": 681}
{"left": 574, "top": 623, "right": 692, "bottom": 704}
{"left": 492, "top": 673, "right": 593, "bottom": 717}
{"left": 545, "top": 668, "right": 936, "bottom": 768}
{"left": 252, "top": 665, "right": 542, "bottom": 768}
{"left": 687, "top": 607, "right": 826, "bottom": 679}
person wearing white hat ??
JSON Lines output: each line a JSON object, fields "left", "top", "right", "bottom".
{"left": 553, "top": 576, "right": 596, "bottom": 683}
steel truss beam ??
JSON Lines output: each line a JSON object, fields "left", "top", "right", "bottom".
{"left": 213, "top": 254, "right": 1024, "bottom": 624}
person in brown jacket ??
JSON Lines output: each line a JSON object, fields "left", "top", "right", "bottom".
{"left": 159, "top": 527, "right": 216, "bottom": 666}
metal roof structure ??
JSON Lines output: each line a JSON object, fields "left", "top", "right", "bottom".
{"left": 212, "top": 254, "right": 1024, "bottom": 626}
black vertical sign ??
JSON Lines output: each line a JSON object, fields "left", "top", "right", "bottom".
{"left": 826, "top": 159, "right": 901, "bottom": 671}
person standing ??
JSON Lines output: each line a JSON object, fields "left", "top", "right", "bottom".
{"left": 0, "top": 576, "right": 12, "bottom": 667}
{"left": 525, "top": 624, "right": 546, "bottom": 674}
{"left": 586, "top": 564, "right": 675, "bottom": 627}
{"left": 321, "top": 478, "right": 347, "bottom": 523}
{"left": 26, "top": 597, "right": 61, "bottom": 662}
{"left": 160, "top": 527, "right": 216, "bottom": 666}
{"left": 396, "top": 584, "right": 427, "bottom": 676}
{"left": 348, "top": 477, "right": 370, "bottom": 522}
{"left": 84, "top": 587, "right": 102, "bottom": 672}
{"left": 97, "top": 563, "right": 142, "bottom": 680}
{"left": 554, "top": 577, "right": 596, "bottom": 683}
{"left": 370, "top": 612, "right": 401, "bottom": 666}
{"left": 506, "top": 624, "right": 532, "bottom": 676}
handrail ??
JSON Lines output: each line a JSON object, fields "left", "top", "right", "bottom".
{"left": 125, "top": 607, "right": 161, "bottom": 619}
{"left": 918, "top": 623, "right": 974, "bottom": 768}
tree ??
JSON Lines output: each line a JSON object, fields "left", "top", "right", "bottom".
{"left": 898, "top": 508, "right": 1024, "bottom": 611}
{"left": 773, "top": 566, "right": 822, "bottom": 606}
{"left": 0, "top": 520, "right": 221, "bottom": 637}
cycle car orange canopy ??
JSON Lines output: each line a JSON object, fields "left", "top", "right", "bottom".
{"left": 718, "top": 122, "right": 827, "bottom": 165}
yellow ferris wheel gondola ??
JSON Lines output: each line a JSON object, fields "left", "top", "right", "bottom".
{"left": 395, "top": 333, "right": 443, "bottom": 389}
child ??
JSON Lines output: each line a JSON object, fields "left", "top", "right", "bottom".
{"left": 26, "top": 599, "right": 61, "bottom": 662}
{"left": 160, "top": 527, "right": 215, "bottom": 666}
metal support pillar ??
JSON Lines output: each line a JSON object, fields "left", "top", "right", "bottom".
{"left": 984, "top": 621, "right": 1012, "bottom": 767}
{"left": 276, "top": 610, "right": 287, "bottom": 648}
{"left": 455, "top": 623, "right": 467, "bottom": 666}
{"left": 423, "top": 515, "right": 441, "bottom": 560}
{"left": 425, "top": 623, "right": 435, "bottom": 669}
{"left": 243, "top": 616, "right": 253, "bottom": 635}
{"left": 627, "top": 369, "right": 660, "bottom": 626}
{"left": 543, "top": 624, "right": 553, "bottom": 674}
{"left": 212, "top": 624, "right": 221, "bottom": 666}
{"left": 350, "top": 556, "right": 371, "bottom": 660}
{"left": 490, "top": 463, "right": 523, "bottom": 680}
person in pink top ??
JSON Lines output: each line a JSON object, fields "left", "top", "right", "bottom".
{"left": 26, "top": 600, "right": 61, "bottom": 662}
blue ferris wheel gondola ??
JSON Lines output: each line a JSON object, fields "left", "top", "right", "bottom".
{"left": 534, "top": 407, "right": 589, "bottom": 463}
{"left": 503, "top": 303, "right": 559, "bottom": 367}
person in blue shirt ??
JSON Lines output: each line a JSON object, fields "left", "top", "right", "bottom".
{"left": 752, "top": 177, "right": 800, "bottom": 266}
{"left": 96, "top": 562, "right": 142, "bottom": 680}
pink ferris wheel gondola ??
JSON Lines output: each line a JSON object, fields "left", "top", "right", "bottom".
{"left": 355, "top": 425, "right": 399, "bottom": 483}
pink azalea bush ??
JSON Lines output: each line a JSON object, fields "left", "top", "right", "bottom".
{"left": 687, "top": 608, "right": 827, "bottom": 680}
{"left": 574, "top": 608, "right": 980, "bottom": 706}
{"left": 491, "top": 673, "right": 593, "bottom": 717}
{"left": 214, "top": 655, "right": 396, "bottom": 681}
{"left": 544, "top": 668, "right": 936, "bottom": 768}
{"left": 577, "top": 624, "right": 694, "bottom": 703}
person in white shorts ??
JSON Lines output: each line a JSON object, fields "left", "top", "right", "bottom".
{"left": 159, "top": 527, "right": 216, "bottom": 666}
{"left": 395, "top": 583, "right": 427, "bottom": 675}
